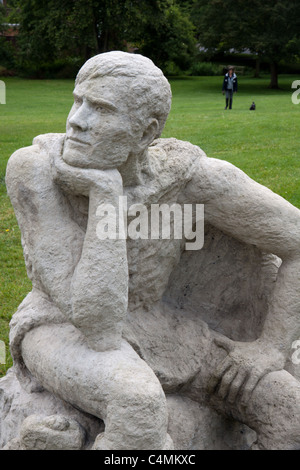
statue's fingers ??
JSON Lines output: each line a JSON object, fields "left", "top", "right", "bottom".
{"left": 50, "top": 151, "right": 68, "bottom": 180}
{"left": 50, "top": 146, "right": 63, "bottom": 166}
{"left": 240, "top": 371, "right": 262, "bottom": 407}
{"left": 207, "top": 356, "right": 232, "bottom": 394}
{"left": 217, "top": 365, "right": 239, "bottom": 400}
{"left": 227, "top": 367, "right": 248, "bottom": 405}
{"left": 213, "top": 336, "right": 235, "bottom": 354}
{"left": 103, "top": 168, "right": 123, "bottom": 187}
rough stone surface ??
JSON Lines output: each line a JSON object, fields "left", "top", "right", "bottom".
{"left": 19, "top": 415, "right": 86, "bottom": 450}
{"left": 1, "top": 51, "right": 299, "bottom": 450}
{"left": 166, "top": 395, "right": 257, "bottom": 450}
{"left": 0, "top": 368, "right": 103, "bottom": 450}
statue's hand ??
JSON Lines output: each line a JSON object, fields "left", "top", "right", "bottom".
{"left": 208, "top": 337, "right": 285, "bottom": 407}
{"left": 50, "top": 148, "right": 122, "bottom": 197}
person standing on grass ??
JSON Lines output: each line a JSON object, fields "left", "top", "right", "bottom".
{"left": 222, "top": 66, "right": 238, "bottom": 110}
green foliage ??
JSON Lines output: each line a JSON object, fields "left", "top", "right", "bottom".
{"left": 129, "top": 1, "right": 196, "bottom": 72}
{"left": 189, "top": 61, "right": 222, "bottom": 76}
{"left": 11, "top": 0, "right": 195, "bottom": 75}
{"left": 0, "top": 3, "right": 5, "bottom": 28}
{"left": 14, "top": 57, "right": 84, "bottom": 79}
{"left": 192, "top": 0, "right": 300, "bottom": 87}
{"left": 2, "top": 0, "right": 300, "bottom": 79}
{"left": 0, "top": 1, "right": 20, "bottom": 73}
{"left": 0, "top": 38, "right": 16, "bottom": 70}
{"left": 193, "top": 0, "right": 300, "bottom": 56}
{"left": 0, "top": 4, "right": 9, "bottom": 65}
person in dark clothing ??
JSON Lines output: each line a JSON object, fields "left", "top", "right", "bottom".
{"left": 222, "top": 67, "right": 238, "bottom": 110}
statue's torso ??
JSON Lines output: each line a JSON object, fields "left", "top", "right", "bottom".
{"left": 66, "top": 137, "right": 203, "bottom": 312}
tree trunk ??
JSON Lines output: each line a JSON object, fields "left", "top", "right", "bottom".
{"left": 269, "top": 62, "right": 279, "bottom": 89}
{"left": 98, "top": 29, "right": 110, "bottom": 53}
{"left": 92, "top": 7, "right": 103, "bottom": 54}
{"left": 254, "top": 58, "right": 260, "bottom": 78}
{"left": 84, "top": 45, "right": 93, "bottom": 62}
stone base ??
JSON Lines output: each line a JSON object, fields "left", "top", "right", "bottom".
{"left": 0, "top": 368, "right": 256, "bottom": 450}
{"left": 0, "top": 368, "right": 103, "bottom": 450}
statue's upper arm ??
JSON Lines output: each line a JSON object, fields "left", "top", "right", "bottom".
{"left": 187, "top": 155, "right": 300, "bottom": 258}
{"left": 6, "top": 145, "right": 42, "bottom": 196}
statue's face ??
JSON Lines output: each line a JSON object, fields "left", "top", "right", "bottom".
{"left": 63, "top": 76, "right": 137, "bottom": 170}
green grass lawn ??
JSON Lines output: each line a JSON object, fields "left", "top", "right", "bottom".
{"left": 0, "top": 74, "right": 299, "bottom": 377}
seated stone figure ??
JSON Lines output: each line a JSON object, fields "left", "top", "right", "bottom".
{"left": 2, "top": 51, "right": 300, "bottom": 450}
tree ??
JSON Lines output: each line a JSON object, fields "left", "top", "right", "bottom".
{"left": 13, "top": 0, "right": 195, "bottom": 74}
{"left": 192, "top": 0, "right": 300, "bottom": 88}
{"left": 126, "top": 0, "right": 196, "bottom": 72}
{"left": 0, "top": 0, "right": 19, "bottom": 69}
{"left": 0, "top": 2, "right": 5, "bottom": 30}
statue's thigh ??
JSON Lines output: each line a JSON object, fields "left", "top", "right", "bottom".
{"left": 21, "top": 323, "right": 166, "bottom": 421}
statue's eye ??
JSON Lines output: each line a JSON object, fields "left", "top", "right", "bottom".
{"left": 74, "top": 98, "right": 82, "bottom": 106}
{"left": 96, "top": 104, "right": 111, "bottom": 113}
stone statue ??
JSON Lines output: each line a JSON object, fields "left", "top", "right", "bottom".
{"left": 1, "top": 51, "right": 299, "bottom": 450}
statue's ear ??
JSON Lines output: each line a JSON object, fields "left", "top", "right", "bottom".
{"left": 139, "top": 119, "right": 159, "bottom": 148}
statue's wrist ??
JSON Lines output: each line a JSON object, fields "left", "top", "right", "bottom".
{"left": 89, "top": 185, "right": 122, "bottom": 209}
{"left": 255, "top": 336, "right": 288, "bottom": 358}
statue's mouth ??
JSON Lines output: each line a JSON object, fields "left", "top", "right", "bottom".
{"left": 67, "top": 136, "right": 90, "bottom": 146}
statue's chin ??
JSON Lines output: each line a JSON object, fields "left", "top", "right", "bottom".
{"left": 62, "top": 139, "right": 130, "bottom": 171}
{"left": 62, "top": 140, "right": 89, "bottom": 167}
{"left": 62, "top": 150, "right": 120, "bottom": 172}
{"left": 62, "top": 152, "right": 87, "bottom": 169}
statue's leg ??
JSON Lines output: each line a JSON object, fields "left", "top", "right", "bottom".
{"left": 240, "top": 370, "right": 300, "bottom": 450}
{"left": 187, "top": 335, "right": 300, "bottom": 450}
{"left": 21, "top": 323, "right": 171, "bottom": 450}
{"left": 212, "top": 369, "right": 300, "bottom": 450}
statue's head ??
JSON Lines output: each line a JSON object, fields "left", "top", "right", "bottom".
{"left": 63, "top": 51, "right": 172, "bottom": 170}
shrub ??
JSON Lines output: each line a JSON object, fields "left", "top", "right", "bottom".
{"left": 15, "top": 57, "right": 83, "bottom": 79}
{"left": 0, "top": 38, "right": 17, "bottom": 71}
{"left": 189, "top": 61, "right": 223, "bottom": 76}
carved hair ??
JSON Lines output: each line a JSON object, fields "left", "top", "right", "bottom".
{"left": 76, "top": 51, "right": 172, "bottom": 139}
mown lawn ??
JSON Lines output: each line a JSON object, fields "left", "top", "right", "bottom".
{"left": 0, "top": 74, "right": 299, "bottom": 377}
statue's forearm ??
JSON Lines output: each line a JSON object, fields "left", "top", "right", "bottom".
{"left": 259, "top": 257, "right": 300, "bottom": 356}
{"left": 71, "top": 186, "right": 128, "bottom": 351}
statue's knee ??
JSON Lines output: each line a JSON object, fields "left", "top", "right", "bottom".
{"left": 250, "top": 371, "right": 300, "bottom": 450}
{"left": 112, "top": 380, "right": 167, "bottom": 420}
{"left": 102, "top": 383, "right": 168, "bottom": 449}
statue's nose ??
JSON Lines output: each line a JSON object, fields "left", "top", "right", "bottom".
{"left": 69, "top": 104, "right": 89, "bottom": 132}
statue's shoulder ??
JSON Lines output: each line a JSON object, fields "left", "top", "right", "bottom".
{"left": 148, "top": 137, "right": 207, "bottom": 182}
{"left": 150, "top": 137, "right": 205, "bottom": 159}
{"left": 150, "top": 137, "right": 206, "bottom": 160}
{"left": 6, "top": 133, "right": 65, "bottom": 186}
